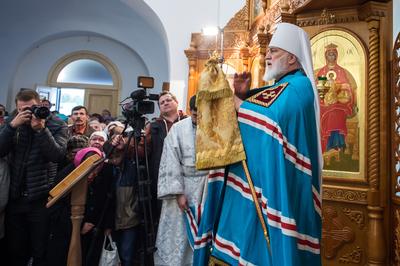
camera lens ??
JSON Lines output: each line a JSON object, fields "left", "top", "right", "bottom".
{"left": 32, "top": 106, "right": 50, "bottom": 119}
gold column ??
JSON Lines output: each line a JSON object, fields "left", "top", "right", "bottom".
{"left": 184, "top": 41, "right": 198, "bottom": 112}
{"left": 366, "top": 17, "right": 386, "bottom": 266}
{"left": 255, "top": 25, "right": 269, "bottom": 87}
{"left": 240, "top": 47, "right": 250, "bottom": 72}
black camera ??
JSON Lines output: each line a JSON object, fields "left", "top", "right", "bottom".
{"left": 122, "top": 76, "right": 159, "bottom": 119}
{"left": 24, "top": 105, "right": 50, "bottom": 119}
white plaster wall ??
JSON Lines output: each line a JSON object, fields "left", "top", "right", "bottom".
{"left": 12, "top": 35, "right": 149, "bottom": 106}
{"left": 0, "top": 0, "right": 245, "bottom": 111}
{"left": 144, "top": 0, "right": 245, "bottom": 108}
{"left": 0, "top": 0, "right": 170, "bottom": 109}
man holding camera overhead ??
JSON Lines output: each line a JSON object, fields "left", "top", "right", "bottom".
{"left": 0, "top": 89, "right": 68, "bottom": 266}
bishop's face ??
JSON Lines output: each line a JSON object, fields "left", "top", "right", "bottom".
{"left": 263, "top": 47, "right": 292, "bottom": 82}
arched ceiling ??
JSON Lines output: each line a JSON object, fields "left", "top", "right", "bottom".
{"left": 0, "top": 0, "right": 170, "bottom": 105}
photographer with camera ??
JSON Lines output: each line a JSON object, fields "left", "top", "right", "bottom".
{"left": 0, "top": 89, "right": 68, "bottom": 266}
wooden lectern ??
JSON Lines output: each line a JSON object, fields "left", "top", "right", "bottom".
{"left": 47, "top": 154, "right": 103, "bottom": 266}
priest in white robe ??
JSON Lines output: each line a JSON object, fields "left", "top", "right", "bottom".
{"left": 154, "top": 95, "right": 208, "bottom": 266}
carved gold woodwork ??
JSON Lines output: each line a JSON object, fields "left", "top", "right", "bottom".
{"left": 225, "top": 2, "right": 249, "bottom": 31}
{"left": 342, "top": 208, "right": 365, "bottom": 229}
{"left": 322, "top": 186, "right": 368, "bottom": 204}
{"left": 392, "top": 32, "right": 400, "bottom": 204}
{"left": 394, "top": 210, "right": 400, "bottom": 265}
{"left": 392, "top": 32, "right": 400, "bottom": 266}
{"left": 339, "top": 246, "right": 363, "bottom": 264}
{"left": 363, "top": 3, "right": 387, "bottom": 265}
{"left": 322, "top": 206, "right": 355, "bottom": 259}
{"left": 184, "top": 42, "right": 198, "bottom": 112}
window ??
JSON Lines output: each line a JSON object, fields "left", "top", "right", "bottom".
{"left": 36, "top": 86, "right": 84, "bottom": 115}
{"left": 57, "top": 59, "right": 113, "bottom": 86}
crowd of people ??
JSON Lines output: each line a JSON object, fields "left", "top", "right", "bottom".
{"left": 0, "top": 89, "right": 196, "bottom": 266}
{"left": 0, "top": 23, "right": 322, "bottom": 266}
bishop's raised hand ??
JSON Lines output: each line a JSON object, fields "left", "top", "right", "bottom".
{"left": 233, "top": 71, "right": 252, "bottom": 100}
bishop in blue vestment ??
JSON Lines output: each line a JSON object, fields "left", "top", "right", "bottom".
{"left": 186, "top": 23, "right": 323, "bottom": 266}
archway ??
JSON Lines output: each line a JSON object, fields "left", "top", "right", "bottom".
{"left": 46, "top": 50, "right": 121, "bottom": 116}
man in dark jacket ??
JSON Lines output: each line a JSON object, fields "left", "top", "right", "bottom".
{"left": 142, "top": 91, "right": 187, "bottom": 230}
{"left": 67, "top": 105, "right": 94, "bottom": 138}
{"left": 0, "top": 89, "right": 68, "bottom": 266}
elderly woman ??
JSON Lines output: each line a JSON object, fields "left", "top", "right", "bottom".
{"left": 79, "top": 132, "right": 117, "bottom": 266}
{"left": 47, "top": 135, "right": 89, "bottom": 266}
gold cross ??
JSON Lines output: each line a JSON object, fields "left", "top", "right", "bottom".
{"left": 262, "top": 90, "right": 277, "bottom": 100}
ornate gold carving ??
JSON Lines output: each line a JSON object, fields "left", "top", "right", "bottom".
{"left": 252, "top": 27, "right": 269, "bottom": 87}
{"left": 296, "top": 10, "right": 359, "bottom": 27}
{"left": 279, "top": 1, "right": 290, "bottom": 13}
{"left": 225, "top": 2, "right": 249, "bottom": 31}
{"left": 184, "top": 42, "right": 197, "bottom": 60}
{"left": 367, "top": 18, "right": 380, "bottom": 191}
{"left": 262, "top": 2, "right": 281, "bottom": 33}
{"left": 260, "top": 0, "right": 268, "bottom": 12}
{"left": 393, "top": 32, "right": 400, "bottom": 202}
{"left": 289, "top": 0, "right": 308, "bottom": 11}
{"left": 192, "top": 32, "right": 249, "bottom": 52}
{"left": 322, "top": 206, "right": 355, "bottom": 259}
{"left": 365, "top": 16, "right": 385, "bottom": 263}
{"left": 365, "top": 17, "right": 385, "bottom": 263}
{"left": 367, "top": 206, "right": 386, "bottom": 265}
{"left": 358, "top": 2, "right": 388, "bottom": 21}
{"left": 395, "top": 210, "right": 400, "bottom": 265}
{"left": 339, "top": 246, "right": 362, "bottom": 263}
{"left": 363, "top": 18, "right": 386, "bottom": 260}
{"left": 342, "top": 208, "right": 365, "bottom": 229}
{"left": 392, "top": 27, "right": 400, "bottom": 266}
{"left": 223, "top": 32, "right": 250, "bottom": 50}
{"left": 322, "top": 186, "right": 368, "bottom": 204}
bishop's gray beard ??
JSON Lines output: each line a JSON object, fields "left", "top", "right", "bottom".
{"left": 263, "top": 56, "right": 289, "bottom": 82}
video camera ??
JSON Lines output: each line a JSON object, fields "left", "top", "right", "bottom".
{"left": 122, "top": 76, "right": 159, "bottom": 119}
{"left": 118, "top": 76, "right": 159, "bottom": 264}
